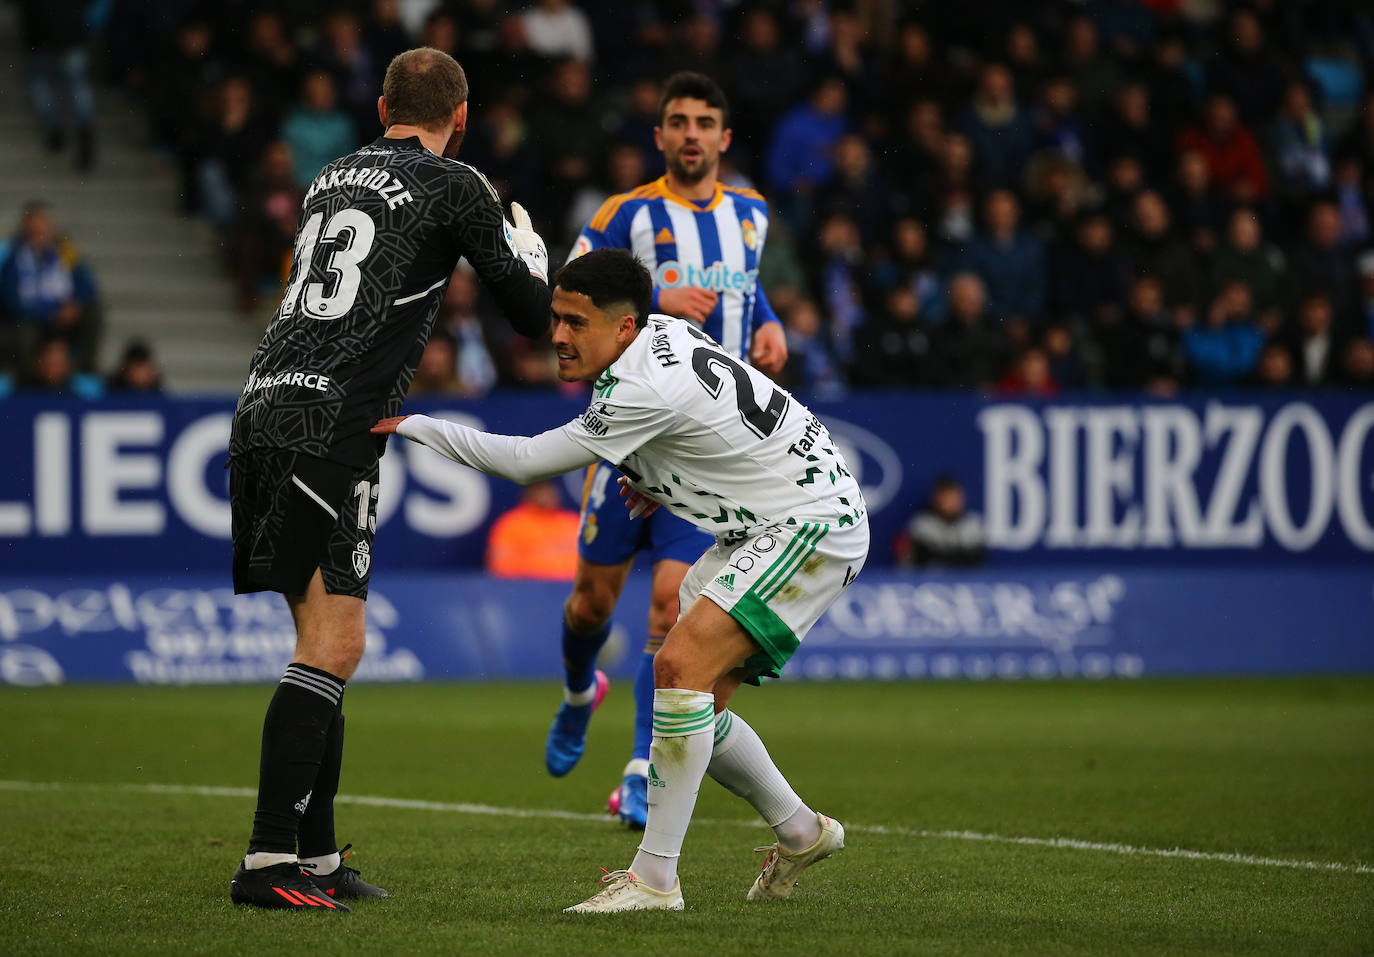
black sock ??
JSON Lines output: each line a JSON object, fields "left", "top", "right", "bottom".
{"left": 247, "top": 663, "right": 345, "bottom": 855}
{"left": 297, "top": 707, "right": 345, "bottom": 859}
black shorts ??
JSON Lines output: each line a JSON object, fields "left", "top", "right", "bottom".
{"left": 230, "top": 449, "right": 380, "bottom": 599}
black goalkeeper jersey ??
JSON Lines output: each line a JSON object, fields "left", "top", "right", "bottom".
{"left": 230, "top": 135, "right": 551, "bottom": 467}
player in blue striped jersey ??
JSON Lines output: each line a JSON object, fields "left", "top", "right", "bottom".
{"left": 570, "top": 157, "right": 781, "bottom": 360}
{"left": 545, "top": 74, "right": 787, "bottom": 829}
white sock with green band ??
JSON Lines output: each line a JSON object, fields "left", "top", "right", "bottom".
{"left": 708, "top": 709, "right": 821, "bottom": 851}
{"left": 630, "top": 688, "right": 716, "bottom": 891}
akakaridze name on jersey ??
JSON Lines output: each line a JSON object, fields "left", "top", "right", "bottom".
{"left": 242, "top": 370, "right": 332, "bottom": 394}
{"left": 303, "top": 165, "right": 415, "bottom": 209}
{"left": 654, "top": 260, "right": 758, "bottom": 293}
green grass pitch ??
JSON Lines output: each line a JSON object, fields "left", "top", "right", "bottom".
{"left": 0, "top": 679, "right": 1370, "bottom": 956}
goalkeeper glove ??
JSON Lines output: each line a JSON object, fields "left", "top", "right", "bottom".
{"left": 504, "top": 201, "right": 548, "bottom": 283}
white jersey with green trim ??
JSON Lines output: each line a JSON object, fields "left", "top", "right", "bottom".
{"left": 562, "top": 315, "right": 866, "bottom": 539}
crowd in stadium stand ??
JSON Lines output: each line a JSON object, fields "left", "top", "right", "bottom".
{"left": 5, "top": 0, "right": 1374, "bottom": 396}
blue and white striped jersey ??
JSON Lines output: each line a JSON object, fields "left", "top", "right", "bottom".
{"left": 567, "top": 176, "right": 780, "bottom": 360}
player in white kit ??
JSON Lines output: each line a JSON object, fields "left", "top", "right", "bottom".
{"left": 373, "top": 249, "right": 868, "bottom": 911}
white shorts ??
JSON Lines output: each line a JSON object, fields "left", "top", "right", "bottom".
{"left": 680, "top": 518, "right": 869, "bottom": 682}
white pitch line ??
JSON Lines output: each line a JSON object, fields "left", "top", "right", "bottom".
{"left": 2, "top": 779, "right": 1369, "bottom": 876}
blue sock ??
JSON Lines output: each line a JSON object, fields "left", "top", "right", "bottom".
{"left": 632, "top": 648, "right": 656, "bottom": 761}
{"left": 563, "top": 618, "right": 611, "bottom": 694}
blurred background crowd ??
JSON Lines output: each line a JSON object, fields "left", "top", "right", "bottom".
{"left": 4, "top": 0, "right": 1374, "bottom": 399}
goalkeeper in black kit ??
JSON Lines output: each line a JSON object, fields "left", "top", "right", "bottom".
{"left": 226, "top": 47, "right": 550, "bottom": 911}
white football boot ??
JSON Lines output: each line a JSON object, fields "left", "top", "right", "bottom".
{"left": 563, "top": 869, "right": 684, "bottom": 913}
{"left": 747, "top": 813, "right": 845, "bottom": 901}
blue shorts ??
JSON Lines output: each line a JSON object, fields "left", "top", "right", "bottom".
{"left": 577, "top": 462, "right": 712, "bottom": 567}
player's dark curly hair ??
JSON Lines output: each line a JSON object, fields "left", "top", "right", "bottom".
{"left": 658, "top": 71, "right": 730, "bottom": 127}
{"left": 552, "top": 250, "right": 653, "bottom": 328}
{"left": 382, "top": 48, "right": 468, "bottom": 130}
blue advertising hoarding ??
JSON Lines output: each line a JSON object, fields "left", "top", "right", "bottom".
{"left": 1, "top": 393, "right": 1373, "bottom": 573}
{"left": 0, "top": 568, "right": 1368, "bottom": 687}
{"left": 0, "top": 392, "right": 1369, "bottom": 684}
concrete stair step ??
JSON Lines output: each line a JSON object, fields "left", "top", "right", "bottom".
{"left": 0, "top": 100, "right": 148, "bottom": 138}
{"left": 1, "top": 208, "right": 205, "bottom": 235}
{"left": 99, "top": 320, "right": 258, "bottom": 374}
{"left": 154, "top": 341, "right": 258, "bottom": 390}
{"left": 0, "top": 150, "right": 171, "bottom": 178}
{"left": 163, "top": 373, "right": 249, "bottom": 392}
{"left": 143, "top": 327, "right": 258, "bottom": 349}
{"left": 0, "top": 176, "right": 176, "bottom": 200}
{"left": 112, "top": 304, "right": 246, "bottom": 329}
{"left": 107, "top": 293, "right": 233, "bottom": 311}
{"left": 109, "top": 286, "right": 247, "bottom": 321}
{"left": 76, "top": 236, "right": 216, "bottom": 264}
{"left": 100, "top": 263, "right": 228, "bottom": 292}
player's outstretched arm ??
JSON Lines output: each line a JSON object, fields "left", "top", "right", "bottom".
{"left": 372, "top": 413, "right": 597, "bottom": 484}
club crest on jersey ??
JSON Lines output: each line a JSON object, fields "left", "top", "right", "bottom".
{"left": 352, "top": 541, "right": 371, "bottom": 578}
{"left": 741, "top": 218, "right": 758, "bottom": 251}
{"left": 571, "top": 235, "right": 593, "bottom": 259}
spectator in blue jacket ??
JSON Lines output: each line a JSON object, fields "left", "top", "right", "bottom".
{"left": 961, "top": 189, "right": 1046, "bottom": 323}
{"left": 871, "top": 217, "right": 945, "bottom": 323}
{"left": 0, "top": 201, "right": 100, "bottom": 373}
{"left": 16, "top": 329, "right": 102, "bottom": 397}
{"left": 766, "top": 74, "right": 848, "bottom": 227}
{"left": 1032, "top": 75, "right": 1092, "bottom": 174}
{"left": 780, "top": 297, "right": 845, "bottom": 396}
{"left": 1272, "top": 80, "right": 1330, "bottom": 199}
{"left": 281, "top": 70, "right": 357, "bottom": 188}
{"left": 1184, "top": 279, "right": 1266, "bottom": 385}
{"left": 957, "top": 63, "right": 1034, "bottom": 188}
{"left": 814, "top": 134, "right": 895, "bottom": 246}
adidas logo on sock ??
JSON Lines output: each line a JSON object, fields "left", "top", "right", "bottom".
{"left": 294, "top": 790, "right": 313, "bottom": 815}
{"left": 647, "top": 764, "right": 666, "bottom": 788}
{"left": 713, "top": 573, "right": 735, "bottom": 591}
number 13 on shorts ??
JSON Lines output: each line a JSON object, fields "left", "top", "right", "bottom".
{"left": 353, "top": 479, "right": 378, "bottom": 532}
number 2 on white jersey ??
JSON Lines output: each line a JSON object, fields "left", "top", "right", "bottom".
{"left": 281, "top": 208, "right": 377, "bottom": 320}
{"left": 681, "top": 323, "right": 788, "bottom": 439}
